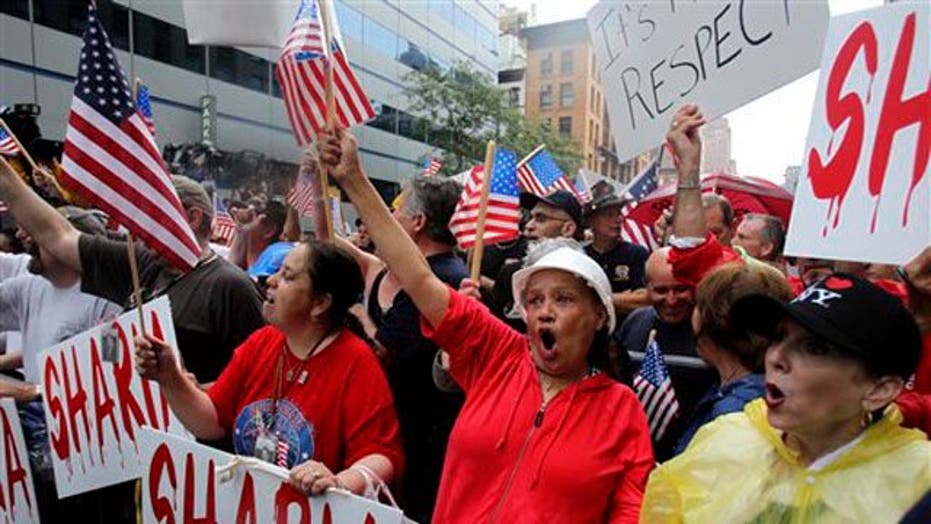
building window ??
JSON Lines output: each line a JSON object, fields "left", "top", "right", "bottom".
{"left": 590, "top": 86, "right": 596, "bottom": 112}
{"left": 560, "top": 49, "right": 574, "bottom": 74}
{"left": 559, "top": 117, "right": 572, "bottom": 138}
{"left": 333, "top": 0, "right": 363, "bottom": 41}
{"left": 430, "top": 0, "right": 454, "bottom": 24}
{"left": 133, "top": 11, "right": 205, "bottom": 73}
{"left": 454, "top": 4, "right": 477, "bottom": 41}
{"left": 33, "top": 0, "right": 130, "bottom": 50}
{"left": 591, "top": 53, "right": 597, "bottom": 74}
{"left": 209, "top": 47, "right": 269, "bottom": 93}
{"left": 539, "top": 85, "right": 553, "bottom": 109}
{"left": 540, "top": 53, "right": 553, "bottom": 76}
{"left": 0, "top": 0, "right": 29, "bottom": 20}
{"left": 509, "top": 87, "right": 521, "bottom": 107}
{"left": 559, "top": 83, "right": 573, "bottom": 107}
{"left": 363, "top": 17, "right": 398, "bottom": 61}
{"left": 369, "top": 101, "right": 398, "bottom": 134}
{"left": 589, "top": 120, "right": 594, "bottom": 146}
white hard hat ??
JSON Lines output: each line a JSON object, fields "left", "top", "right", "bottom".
{"left": 511, "top": 247, "right": 616, "bottom": 332}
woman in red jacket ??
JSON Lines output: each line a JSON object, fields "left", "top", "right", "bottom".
{"left": 318, "top": 129, "right": 653, "bottom": 523}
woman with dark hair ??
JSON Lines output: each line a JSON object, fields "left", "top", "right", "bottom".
{"left": 672, "top": 262, "right": 793, "bottom": 454}
{"left": 135, "top": 241, "right": 403, "bottom": 496}
{"left": 317, "top": 128, "right": 653, "bottom": 522}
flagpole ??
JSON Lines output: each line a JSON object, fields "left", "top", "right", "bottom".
{"left": 0, "top": 119, "right": 41, "bottom": 174}
{"left": 314, "top": 0, "right": 337, "bottom": 241}
{"left": 127, "top": 78, "right": 147, "bottom": 336}
{"left": 469, "top": 140, "right": 497, "bottom": 282}
{"left": 516, "top": 143, "right": 545, "bottom": 168}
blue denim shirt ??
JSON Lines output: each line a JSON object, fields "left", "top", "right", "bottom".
{"left": 673, "top": 373, "right": 765, "bottom": 456}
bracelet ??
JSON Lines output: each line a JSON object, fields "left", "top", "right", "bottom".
{"left": 677, "top": 181, "right": 700, "bottom": 190}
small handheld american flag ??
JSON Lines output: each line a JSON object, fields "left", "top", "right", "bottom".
{"left": 0, "top": 127, "right": 22, "bottom": 157}
{"left": 136, "top": 82, "right": 156, "bottom": 137}
{"left": 211, "top": 193, "right": 236, "bottom": 246}
{"left": 448, "top": 148, "right": 521, "bottom": 250}
{"left": 620, "top": 157, "right": 661, "bottom": 250}
{"left": 516, "top": 147, "right": 575, "bottom": 197}
{"left": 633, "top": 330, "right": 679, "bottom": 442}
{"left": 422, "top": 154, "right": 442, "bottom": 177}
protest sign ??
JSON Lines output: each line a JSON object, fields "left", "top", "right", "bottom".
{"left": 40, "top": 296, "right": 190, "bottom": 497}
{"left": 785, "top": 2, "right": 929, "bottom": 264}
{"left": 182, "top": 0, "right": 300, "bottom": 48}
{"left": 139, "top": 428, "right": 410, "bottom": 523}
{"left": 587, "top": 0, "right": 829, "bottom": 162}
{"left": 0, "top": 399, "right": 39, "bottom": 523}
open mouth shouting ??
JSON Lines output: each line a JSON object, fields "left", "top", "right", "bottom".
{"left": 538, "top": 328, "right": 557, "bottom": 360}
{"left": 765, "top": 382, "right": 786, "bottom": 409}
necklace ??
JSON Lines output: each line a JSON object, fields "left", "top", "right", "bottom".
{"left": 282, "top": 331, "right": 333, "bottom": 384}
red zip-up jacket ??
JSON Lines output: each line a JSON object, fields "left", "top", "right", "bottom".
{"left": 422, "top": 291, "right": 654, "bottom": 523}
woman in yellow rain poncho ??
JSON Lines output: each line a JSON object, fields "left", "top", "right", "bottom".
{"left": 642, "top": 273, "right": 931, "bottom": 523}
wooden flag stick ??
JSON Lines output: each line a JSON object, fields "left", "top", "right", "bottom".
{"left": 128, "top": 79, "right": 147, "bottom": 335}
{"left": 313, "top": 0, "right": 337, "bottom": 241}
{"left": 516, "top": 143, "right": 545, "bottom": 168}
{"left": 469, "top": 141, "right": 498, "bottom": 282}
{"left": 0, "top": 119, "right": 41, "bottom": 174}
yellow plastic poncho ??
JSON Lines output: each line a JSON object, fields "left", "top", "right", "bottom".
{"left": 641, "top": 399, "right": 931, "bottom": 523}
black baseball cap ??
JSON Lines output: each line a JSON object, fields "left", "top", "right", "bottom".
{"left": 519, "top": 190, "right": 583, "bottom": 229}
{"left": 730, "top": 273, "right": 920, "bottom": 379}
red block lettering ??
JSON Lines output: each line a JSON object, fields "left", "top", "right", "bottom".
{"left": 364, "top": 513, "right": 376, "bottom": 524}
{"left": 868, "top": 12, "right": 931, "bottom": 231}
{"left": 807, "top": 21, "right": 877, "bottom": 235}
{"left": 44, "top": 357, "right": 70, "bottom": 461}
{"left": 90, "top": 338, "right": 121, "bottom": 463}
{"left": 113, "top": 322, "right": 147, "bottom": 449}
{"left": 234, "top": 472, "right": 257, "bottom": 524}
{"left": 322, "top": 503, "right": 332, "bottom": 524}
{"left": 274, "top": 483, "right": 310, "bottom": 524}
{"left": 63, "top": 348, "right": 92, "bottom": 464}
{"left": 1, "top": 408, "right": 31, "bottom": 517}
{"left": 149, "top": 443, "right": 177, "bottom": 524}
{"left": 182, "top": 454, "right": 216, "bottom": 524}
{"left": 148, "top": 311, "right": 172, "bottom": 429}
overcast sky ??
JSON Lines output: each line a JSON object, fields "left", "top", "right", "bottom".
{"left": 504, "top": 0, "right": 885, "bottom": 183}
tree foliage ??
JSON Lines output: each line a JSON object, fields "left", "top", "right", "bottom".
{"left": 404, "top": 61, "right": 581, "bottom": 176}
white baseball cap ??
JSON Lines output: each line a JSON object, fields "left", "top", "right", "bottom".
{"left": 511, "top": 247, "right": 616, "bottom": 332}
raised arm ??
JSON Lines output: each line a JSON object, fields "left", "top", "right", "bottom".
{"left": 667, "top": 104, "right": 707, "bottom": 239}
{"left": 0, "top": 157, "right": 82, "bottom": 272}
{"left": 318, "top": 129, "right": 450, "bottom": 327}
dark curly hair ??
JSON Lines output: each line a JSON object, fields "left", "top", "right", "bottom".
{"left": 301, "top": 240, "right": 363, "bottom": 328}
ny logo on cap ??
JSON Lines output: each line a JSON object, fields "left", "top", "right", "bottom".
{"left": 794, "top": 277, "right": 851, "bottom": 308}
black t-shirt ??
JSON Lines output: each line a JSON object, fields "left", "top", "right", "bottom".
{"left": 585, "top": 241, "right": 648, "bottom": 293}
{"left": 479, "top": 237, "right": 527, "bottom": 279}
{"left": 615, "top": 306, "right": 717, "bottom": 461}
{"left": 78, "top": 234, "right": 265, "bottom": 383}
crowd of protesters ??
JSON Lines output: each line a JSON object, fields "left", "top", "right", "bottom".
{"left": 0, "top": 98, "right": 930, "bottom": 523}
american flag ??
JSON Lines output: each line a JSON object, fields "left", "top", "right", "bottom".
{"left": 516, "top": 148, "right": 575, "bottom": 197}
{"left": 422, "top": 154, "right": 442, "bottom": 177}
{"left": 633, "top": 333, "right": 679, "bottom": 442}
{"left": 574, "top": 175, "right": 593, "bottom": 204}
{"left": 287, "top": 169, "right": 314, "bottom": 217}
{"left": 0, "top": 127, "right": 21, "bottom": 156}
{"left": 60, "top": 5, "right": 200, "bottom": 270}
{"left": 276, "top": 438, "right": 291, "bottom": 467}
{"left": 275, "top": 0, "right": 374, "bottom": 146}
{"left": 136, "top": 83, "right": 156, "bottom": 136}
{"left": 449, "top": 148, "right": 521, "bottom": 250}
{"left": 212, "top": 193, "right": 236, "bottom": 246}
{"left": 620, "top": 158, "right": 660, "bottom": 250}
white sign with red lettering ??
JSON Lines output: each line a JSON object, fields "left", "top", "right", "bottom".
{"left": 40, "top": 297, "right": 190, "bottom": 497}
{"left": 139, "top": 428, "right": 409, "bottom": 523}
{"left": 785, "top": 2, "right": 930, "bottom": 264}
{"left": 0, "top": 399, "right": 39, "bottom": 523}
{"left": 587, "top": 0, "right": 830, "bottom": 162}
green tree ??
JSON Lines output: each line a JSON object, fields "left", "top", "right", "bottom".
{"left": 403, "top": 61, "right": 581, "bottom": 176}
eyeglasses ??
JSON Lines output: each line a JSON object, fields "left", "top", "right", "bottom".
{"left": 529, "top": 211, "right": 570, "bottom": 224}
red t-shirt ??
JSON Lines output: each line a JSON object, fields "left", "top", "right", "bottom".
{"left": 208, "top": 326, "right": 403, "bottom": 474}
{"left": 423, "top": 292, "right": 654, "bottom": 523}
{"left": 668, "top": 233, "right": 742, "bottom": 287}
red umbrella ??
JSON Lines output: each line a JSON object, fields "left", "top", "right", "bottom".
{"left": 626, "top": 172, "right": 794, "bottom": 229}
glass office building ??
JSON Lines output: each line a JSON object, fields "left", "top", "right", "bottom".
{"left": 0, "top": 0, "right": 499, "bottom": 194}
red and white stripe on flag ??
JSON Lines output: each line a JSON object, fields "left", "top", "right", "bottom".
{"left": 287, "top": 171, "right": 314, "bottom": 217}
{"left": 0, "top": 128, "right": 21, "bottom": 156}
{"left": 60, "top": 5, "right": 200, "bottom": 270}
{"left": 275, "top": 0, "right": 374, "bottom": 146}
{"left": 448, "top": 165, "right": 521, "bottom": 250}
